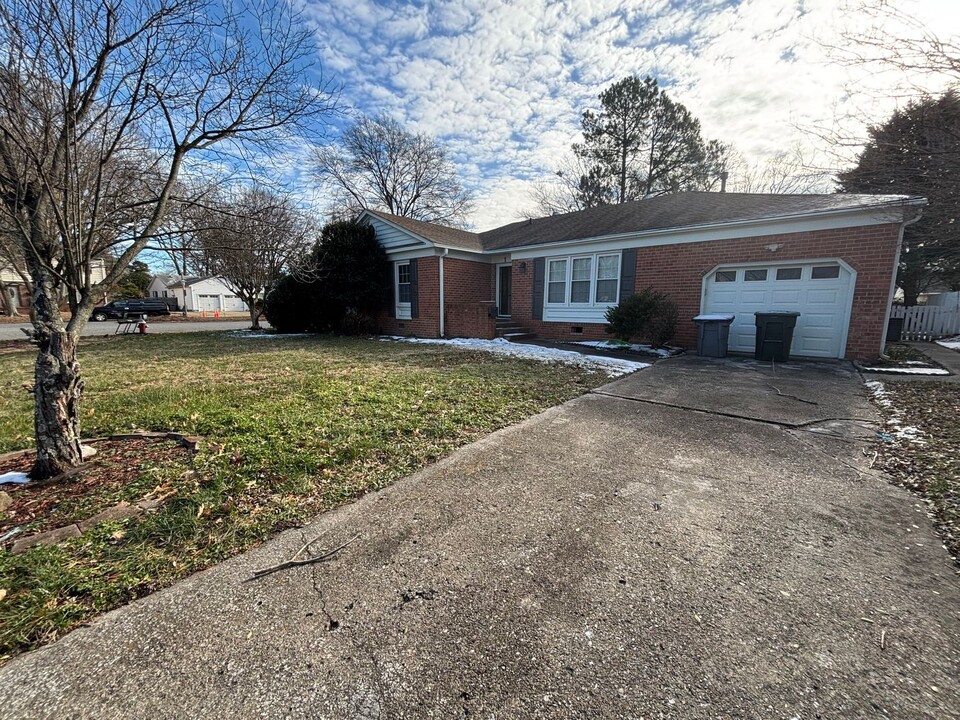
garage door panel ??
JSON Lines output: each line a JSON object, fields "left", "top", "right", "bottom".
{"left": 740, "top": 290, "right": 768, "bottom": 303}
{"left": 730, "top": 329, "right": 757, "bottom": 350}
{"left": 710, "top": 289, "right": 739, "bottom": 304}
{"left": 797, "top": 337, "right": 834, "bottom": 354}
{"left": 771, "top": 289, "right": 802, "bottom": 303}
{"left": 806, "top": 288, "right": 841, "bottom": 304}
{"left": 703, "top": 263, "right": 853, "bottom": 359}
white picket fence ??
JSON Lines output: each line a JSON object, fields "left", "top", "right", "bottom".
{"left": 890, "top": 304, "right": 960, "bottom": 341}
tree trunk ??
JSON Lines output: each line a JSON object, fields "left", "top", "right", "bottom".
{"left": 30, "top": 283, "right": 84, "bottom": 479}
{"left": 249, "top": 303, "right": 261, "bottom": 330}
{"left": 0, "top": 278, "right": 20, "bottom": 316}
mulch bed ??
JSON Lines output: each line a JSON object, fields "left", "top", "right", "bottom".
{"left": 0, "top": 438, "right": 193, "bottom": 537}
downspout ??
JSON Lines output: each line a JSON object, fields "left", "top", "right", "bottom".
{"left": 879, "top": 208, "right": 924, "bottom": 358}
{"left": 438, "top": 249, "right": 448, "bottom": 338}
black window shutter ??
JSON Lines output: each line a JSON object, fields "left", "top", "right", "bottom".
{"left": 532, "top": 257, "right": 545, "bottom": 321}
{"left": 619, "top": 248, "right": 637, "bottom": 304}
{"left": 387, "top": 263, "right": 395, "bottom": 318}
{"left": 409, "top": 259, "right": 419, "bottom": 319}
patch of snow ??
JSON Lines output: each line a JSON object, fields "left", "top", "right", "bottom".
{"left": 381, "top": 336, "right": 650, "bottom": 377}
{"left": 936, "top": 335, "right": 960, "bottom": 351}
{"left": 0, "top": 471, "right": 30, "bottom": 485}
{"left": 861, "top": 366, "right": 950, "bottom": 376}
{"left": 693, "top": 314, "right": 735, "bottom": 322}
{"left": 568, "top": 340, "right": 681, "bottom": 358}
{"left": 865, "top": 380, "right": 926, "bottom": 445}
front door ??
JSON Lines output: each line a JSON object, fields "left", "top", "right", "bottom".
{"left": 497, "top": 265, "right": 512, "bottom": 317}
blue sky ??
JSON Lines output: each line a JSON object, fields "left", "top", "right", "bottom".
{"left": 287, "top": 0, "right": 957, "bottom": 230}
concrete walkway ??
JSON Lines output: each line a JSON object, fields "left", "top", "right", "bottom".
{"left": 858, "top": 341, "right": 960, "bottom": 384}
{"left": 1, "top": 356, "right": 957, "bottom": 719}
{"left": 917, "top": 341, "right": 960, "bottom": 375}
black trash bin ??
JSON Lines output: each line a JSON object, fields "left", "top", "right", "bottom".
{"left": 886, "top": 316, "right": 904, "bottom": 342}
{"left": 754, "top": 312, "right": 800, "bottom": 361}
{"left": 693, "top": 314, "right": 735, "bottom": 358}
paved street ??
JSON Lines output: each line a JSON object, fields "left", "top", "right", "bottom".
{"left": 0, "top": 320, "right": 254, "bottom": 341}
{"left": 1, "top": 355, "right": 957, "bottom": 718}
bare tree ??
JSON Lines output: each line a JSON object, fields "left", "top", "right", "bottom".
{"left": 0, "top": 0, "right": 336, "bottom": 479}
{"left": 835, "top": 1, "right": 959, "bottom": 85}
{"left": 725, "top": 145, "right": 834, "bottom": 195}
{"left": 522, "top": 153, "right": 607, "bottom": 219}
{"left": 190, "top": 186, "right": 314, "bottom": 329}
{"left": 314, "top": 115, "right": 473, "bottom": 227}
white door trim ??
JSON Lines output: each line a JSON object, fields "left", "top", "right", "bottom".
{"left": 699, "top": 258, "right": 857, "bottom": 359}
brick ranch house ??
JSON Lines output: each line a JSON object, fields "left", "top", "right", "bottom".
{"left": 366, "top": 192, "right": 925, "bottom": 360}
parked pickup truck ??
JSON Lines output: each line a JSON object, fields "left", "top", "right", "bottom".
{"left": 90, "top": 299, "right": 172, "bottom": 321}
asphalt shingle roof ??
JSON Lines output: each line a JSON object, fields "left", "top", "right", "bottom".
{"left": 366, "top": 211, "right": 485, "bottom": 252}
{"left": 368, "top": 192, "right": 923, "bottom": 254}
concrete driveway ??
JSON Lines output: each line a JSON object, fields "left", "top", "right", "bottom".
{"left": 1, "top": 356, "right": 957, "bottom": 719}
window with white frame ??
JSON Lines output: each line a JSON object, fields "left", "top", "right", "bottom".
{"left": 397, "top": 263, "right": 412, "bottom": 303}
{"left": 396, "top": 261, "right": 412, "bottom": 319}
{"left": 545, "top": 253, "right": 620, "bottom": 306}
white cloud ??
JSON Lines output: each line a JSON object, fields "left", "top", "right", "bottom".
{"left": 303, "top": 0, "right": 960, "bottom": 229}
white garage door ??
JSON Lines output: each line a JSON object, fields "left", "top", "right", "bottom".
{"left": 197, "top": 294, "right": 221, "bottom": 311}
{"left": 222, "top": 294, "right": 246, "bottom": 312}
{"left": 702, "top": 262, "right": 855, "bottom": 359}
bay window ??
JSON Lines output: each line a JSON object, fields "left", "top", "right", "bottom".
{"left": 544, "top": 252, "right": 621, "bottom": 307}
{"left": 547, "top": 259, "right": 567, "bottom": 303}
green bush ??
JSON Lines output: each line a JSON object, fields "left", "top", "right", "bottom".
{"left": 262, "top": 274, "right": 316, "bottom": 333}
{"left": 263, "top": 220, "right": 391, "bottom": 335}
{"left": 605, "top": 288, "right": 678, "bottom": 347}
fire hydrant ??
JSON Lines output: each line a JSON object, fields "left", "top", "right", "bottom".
{"left": 137, "top": 316, "right": 148, "bottom": 334}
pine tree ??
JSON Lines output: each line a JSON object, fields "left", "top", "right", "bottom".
{"left": 838, "top": 91, "right": 960, "bottom": 304}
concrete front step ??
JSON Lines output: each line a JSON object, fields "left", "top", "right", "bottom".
{"left": 502, "top": 332, "right": 535, "bottom": 341}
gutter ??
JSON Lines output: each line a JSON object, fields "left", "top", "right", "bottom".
{"left": 488, "top": 198, "right": 928, "bottom": 255}
{"left": 879, "top": 207, "right": 925, "bottom": 358}
{"left": 366, "top": 199, "right": 927, "bottom": 257}
{"left": 438, "top": 248, "right": 448, "bottom": 337}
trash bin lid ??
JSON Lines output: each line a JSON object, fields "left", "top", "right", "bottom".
{"left": 753, "top": 311, "right": 800, "bottom": 317}
{"left": 693, "top": 314, "right": 735, "bottom": 322}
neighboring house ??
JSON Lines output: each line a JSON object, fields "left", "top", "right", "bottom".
{"left": 164, "top": 276, "right": 247, "bottom": 312}
{"left": 2, "top": 257, "right": 108, "bottom": 312}
{"left": 363, "top": 192, "right": 926, "bottom": 360}
{"left": 924, "top": 290, "right": 960, "bottom": 310}
{"left": 147, "top": 274, "right": 173, "bottom": 300}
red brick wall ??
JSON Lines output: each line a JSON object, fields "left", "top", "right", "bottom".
{"left": 443, "top": 256, "right": 496, "bottom": 338}
{"left": 511, "top": 224, "right": 902, "bottom": 359}
{"left": 378, "top": 256, "right": 441, "bottom": 337}
{"left": 378, "top": 256, "right": 497, "bottom": 339}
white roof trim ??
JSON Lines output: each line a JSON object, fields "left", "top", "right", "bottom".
{"left": 366, "top": 199, "right": 926, "bottom": 258}
{"left": 361, "top": 210, "right": 459, "bottom": 252}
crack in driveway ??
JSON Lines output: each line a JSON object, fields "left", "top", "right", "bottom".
{"left": 590, "top": 388, "right": 876, "bottom": 430}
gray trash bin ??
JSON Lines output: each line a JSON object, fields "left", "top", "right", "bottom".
{"left": 693, "top": 314, "right": 735, "bottom": 358}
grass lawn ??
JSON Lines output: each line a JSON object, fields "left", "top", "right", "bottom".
{"left": 0, "top": 332, "right": 607, "bottom": 662}
{"left": 873, "top": 380, "right": 960, "bottom": 566}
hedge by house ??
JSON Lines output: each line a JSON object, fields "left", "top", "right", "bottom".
{"left": 264, "top": 220, "right": 391, "bottom": 334}
{"left": 605, "top": 288, "right": 679, "bottom": 347}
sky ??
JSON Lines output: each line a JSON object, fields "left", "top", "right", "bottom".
{"left": 291, "top": 0, "right": 959, "bottom": 231}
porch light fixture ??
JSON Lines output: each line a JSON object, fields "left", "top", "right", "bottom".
{"left": 519, "top": 261, "right": 527, "bottom": 273}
